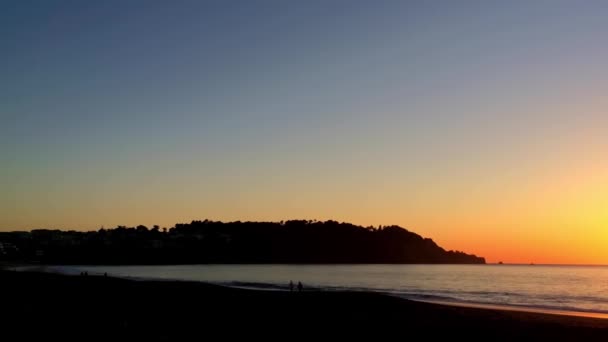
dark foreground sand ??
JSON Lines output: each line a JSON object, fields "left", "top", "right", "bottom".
{"left": 2, "top": 270, "right": 608, "bottom": 341}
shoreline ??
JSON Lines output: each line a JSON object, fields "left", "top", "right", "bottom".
{"left": 10, "top": 263, "right": 608, "bottom": 321}
{"left": 421, "top": 299, "right": 608, "bottom": 320}
{"left": 3, "top": 270, "right": 608, "bottom": 340}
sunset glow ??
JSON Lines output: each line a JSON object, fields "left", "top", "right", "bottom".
{"left": 2, "top": 1, "right": 608, "bottom": 264}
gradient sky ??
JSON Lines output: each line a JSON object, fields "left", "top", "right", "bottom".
{"left": 2, "top": 1, "right": 608, "bottom": 264}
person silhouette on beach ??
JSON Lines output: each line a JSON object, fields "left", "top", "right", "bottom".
{"left": 297, "top": 281, "right": 303, "bottom": 292}
{"left": 289, "top": 280, "right": 294, "bottom": 292}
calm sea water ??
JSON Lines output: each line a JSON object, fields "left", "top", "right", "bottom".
{"left": 46, "top": 264, "right": 608, "bottom": 316}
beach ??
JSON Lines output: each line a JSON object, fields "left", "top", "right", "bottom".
{"left": 2, "top": 270, "right": 608, "bottom": 341}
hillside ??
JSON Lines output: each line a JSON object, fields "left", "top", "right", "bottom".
{"left": 0, "top": 220, "right": 485, "bottom": 264}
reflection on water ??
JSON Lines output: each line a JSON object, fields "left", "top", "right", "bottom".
{"left": 46, "top": 264, "right": 608, "bottom": 316}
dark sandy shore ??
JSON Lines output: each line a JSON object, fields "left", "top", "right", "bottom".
{"left": 2, "top": 270, "right": 608, "bottom": 341}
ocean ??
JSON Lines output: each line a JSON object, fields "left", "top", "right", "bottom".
{"left": 43, "top": 264, "right": 608, "bottom": 317}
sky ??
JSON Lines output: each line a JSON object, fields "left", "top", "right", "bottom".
{"left": 2, "top": 0, "right": 608, "bottom": 264}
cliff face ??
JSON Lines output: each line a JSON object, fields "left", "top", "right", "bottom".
{"left": 0, "top": 220, "right": 485, "bottom": 264}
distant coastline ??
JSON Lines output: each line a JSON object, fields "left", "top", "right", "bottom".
{"left": 0, "top": 219, "right": 485, "bottom": 265}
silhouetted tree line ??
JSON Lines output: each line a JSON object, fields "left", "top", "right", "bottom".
{"left": 0, "top": 220, "right": 485, "bottom": 264}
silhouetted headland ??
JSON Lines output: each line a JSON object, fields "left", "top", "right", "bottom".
{"left": 0, "top": 220, "right": 485, "bottom": 264}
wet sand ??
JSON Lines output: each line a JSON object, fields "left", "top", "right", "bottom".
{"left": 2, "top": 270, "right": 608, "bottom": 341}
{"left": 424, "top": 299, "right": 608, "bottom": 319}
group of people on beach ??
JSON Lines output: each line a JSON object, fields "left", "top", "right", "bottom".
{"left": 289, "top": 280, "right": 303, "bottom": 292}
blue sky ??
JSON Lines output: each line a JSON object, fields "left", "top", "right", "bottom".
{"left": 2, "top": 1, "right": 608, "bottom": 263}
